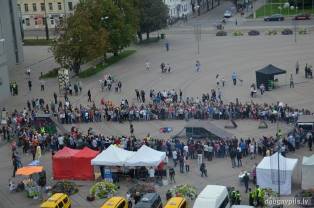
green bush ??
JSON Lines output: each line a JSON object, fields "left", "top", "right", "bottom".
{"left": 23, "top": 39, "right": 54, "bottom": 46}
{"left": 233, "top": 30, "right": 244, "bottom": 36}
{"left": 40, "top": 67, "right": 60, "bottom": 79}
{"left": 265, "top": 30, "right": 277, "bottom": 35}
{"left": 78, "top": 50, "right": 136, "bottom": 78}
{"left": 138, "top": 37, "right": 160, "bottom": 44}
{"left": 299, "top": 28, "right": 308, "bottom": 35}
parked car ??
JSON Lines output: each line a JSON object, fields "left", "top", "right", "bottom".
{"left": 224, "top": 10, "right": 232, "bottom": 18}
{"left": 294, "top": 13, "right": 311, "bottom": 20}
{"left": 134, "top": 193, "right": 162, "bottom": 208}
{"left": 193, "top": 185, "right": 230, "bottom": 208}
{"left": 264, "top": 14, "right": 284, "bottom": 21}
{"left": 40, "top": 193, "right": 71, "bottom": 208}
{"left": 164, "top": 197, "right": 187, "bottom": 208}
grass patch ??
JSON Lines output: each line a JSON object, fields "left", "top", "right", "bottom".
{"left": 78, "top": 50, "right": 136, "bottom": 78}
{"left": 138, "top": 37, "right": 160, "bottom": 45}
{"left": 255, "top": 4, "right": 314, "bottom": 18}
{"left": 40, "top": 67, "right": 60, "bottom": 79}
{"left": 23, "top": 39, "right": 54, "bottom": 46}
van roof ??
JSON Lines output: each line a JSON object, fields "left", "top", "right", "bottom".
{"left": 193, "top": 185, "right": 228, "bottom": 208}
{"left": 198, "top": 185, "right": 227, "bottom": 198}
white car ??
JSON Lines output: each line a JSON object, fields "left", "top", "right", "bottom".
{"left": 224, "top": 10, "right": 232, "bottom": 18}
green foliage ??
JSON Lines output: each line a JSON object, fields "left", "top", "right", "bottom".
{"left": 138, "top": 37, "right": 160, "bottom": 44}
{"left": 255, "top": 3, "right": 314, "bottom": 18}
{"left": 169, "top": 184, "right": 197, "bottom": 200}
{"left": 52, "top": 181, "right": 79, "bottom": 195}
{"left": 78, "top": 49, "right": 136, "bottom": 78}
{"left": 281, "top": 28, "right": 293, "bottom": 35}
{"left": 137, "top": 0, "right": 168, "bottom": 40}
{"left": 233, "top": 30, "right": 244, "bottom": 36}
{"left": 23, "top": 39, "right": 54, "bottom": 46}
{"left": 265, "top": 30, "right": 278, "bottom": 35}
{"left": 89, "top": 181, "right": 118, "bottom": 199}
{"left": 299, "top": 28, "right": 308, "bottom": 34}
{"left": 51, "top": 0, "right": 108, "bottom": 75}
{"left": 40, "top": 67, "right": 60, "bottom": 79}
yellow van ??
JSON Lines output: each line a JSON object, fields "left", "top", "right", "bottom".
{"left": 101, "top": 196, "right": 128, "bottom": 208}
{"left": 164, "top": 197, "right": 187, "bottom": 208}
{"left": 40, "top": 193, "right": 71, "bottom": 208}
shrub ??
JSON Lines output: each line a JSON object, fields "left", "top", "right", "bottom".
{"left": 248, "top": 30, "right": 260, "bottom": 36}
{"left": 216, "top": 30, "right": 227, "bottom": 36}
{"left": 23, "top": 39, "right": 54, "bottom": 46}
{"left": 233, "top": 30, "right": 244, "bottom": 36}
{"left": 40, "top": 67, "right": 60, "bottom": 79}
{"left": 281, "top": 28, "right": 293, "bottom": 35}
{"left": 299, "top": 28, "right": 307, "bottom": 35}
{"left": 78, "top": 50, "right": 136, "bottom": 78}
{"left": 265, "top": 30, "right": 277, "bottom": 35}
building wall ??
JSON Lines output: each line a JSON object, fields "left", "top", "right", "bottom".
{"left": 0, "top": 0, "right": 24, "bottom": 101}
{"left": 17, "top": 0, "right": 80, "bottom": 30}
{"left": 164, "top": 0, "right": 193, "bottom": 18}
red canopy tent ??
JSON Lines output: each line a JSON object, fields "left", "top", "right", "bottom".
{"left": 52, "top": 147, "right": 79, "bottom": 180}
{"left": 72, "top": 147, "right": 99, "bottom": 180}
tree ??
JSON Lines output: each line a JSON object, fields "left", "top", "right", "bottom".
{"left": 51, "top": 0, "right": 108, "bottom": 74}
{"left": 137, "top": 0, "right": 168, "bottom": 41}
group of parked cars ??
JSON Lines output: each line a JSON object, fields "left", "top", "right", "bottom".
{"left": 264, "top": 13, "right": 311, "bottom": 21}
{"left": 40, "top": 185, "right": 255, "bottom": 208}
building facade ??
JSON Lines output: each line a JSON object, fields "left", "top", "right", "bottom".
{"left": 17, "top": 0, "right": 79, "bottom": 30}
{"left": 164, "top": 0, "right": 193, "bottom": 18}
{"left": 0, "top": 0, "right": 24, "bottom": 101}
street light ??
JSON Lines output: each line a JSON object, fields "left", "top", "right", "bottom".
{"left": 194, "top": 24, "right": 201, "bottom": 55}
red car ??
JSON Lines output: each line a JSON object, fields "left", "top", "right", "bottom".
{"left": 294, "top": 14, "right": 311, "bottom": 20}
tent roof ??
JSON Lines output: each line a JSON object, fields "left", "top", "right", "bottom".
{"left": 91, "top": 145, "right": 135, "bottom": 166}
{"left": 303, "top": 155, "right": 314, "bottom": 166}
{"left": 256, "top": 64, "right": 286, "bottom": 75}
{"left": 74, "top": 147, "right": 99, "bottom": 158}
{"left": 53, "top": 147, "right": 79, "bottom": 159}
{"left": 297, "top": 115, "right": 314, "bottom": 123}
{"left": 257, "top": 152, "right": 298, "bottom": 171}
{"left": 125, "top": 145, "right": 166, "bottom": 167}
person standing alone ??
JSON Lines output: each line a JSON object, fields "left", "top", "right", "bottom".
{"left": 87, "top": 90, "right": 92, "bottom": 102}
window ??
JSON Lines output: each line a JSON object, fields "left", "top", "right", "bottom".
{"left": 49, "top": 2, "right": 53, "bottom": 10}
{"left": 17, "top": 4, "right": 21, "bottom": 12}
{"left": 68, "top": 2, "right": 73, "bottom": 11}
{"left": 32, "top": 3, "right": 37, "bottom": 11}
{"left": 63, "top": 197, "right": 68, "bottom": 204}
{"left": 34, "top": 18, "right": 38, "bottom": 25}
{"left": 180, "top": 201, "right": 187, "bottom": 208}
{"left": 219, "top": 196, "right": 230, "bottom": 208}
{"left": 24, "top": 4, "right": 29, "bottom": 12}
{"left": 57, "top": 201, "right": 63, "bottom": 208}
{"left": 50, "top": 19, "right": 54, "bottom": 25}
{"left": 40, "top": 3, "right": 45, "bottom": 11}
{"left": 25, "top": 18, "right": 30, "bottom": 26}
{"left": 117, "top": 201, "right": 125, "bottom": 208}
{"left": 58, "top": 2, "right": 62, "bottom": 10}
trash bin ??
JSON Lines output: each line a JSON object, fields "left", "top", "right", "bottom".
{"left": 161, "top": 33, "right": 165, "bottom": 39}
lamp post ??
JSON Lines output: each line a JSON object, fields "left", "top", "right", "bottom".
{"left": 194, "top": 23, "right": 201, "bottom": 55}
{"left": 276, "top": 123, "right": 281, "bottom": 196}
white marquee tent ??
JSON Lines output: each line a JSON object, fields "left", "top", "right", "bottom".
{"left": 125, "top": 145, "right": 166, "bottom": 167}
{"left": 257, "top": 152, "right": 298, "bottom": 195}
{"left": 91, "top": 145, "right": 135, "bottom": 166}
{"left": 302, "top": 155, "right": 314, "bottom": 190}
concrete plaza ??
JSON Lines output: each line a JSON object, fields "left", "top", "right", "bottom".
{"left": 0, "top": 21, "right": 314, "bottom": 207}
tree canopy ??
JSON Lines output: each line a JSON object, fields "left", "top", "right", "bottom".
{"left": 137, "top": 0, "right": 169, "bottom": 40}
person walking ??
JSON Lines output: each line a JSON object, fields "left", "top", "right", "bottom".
{"left": 179, "top": 155, "right": 184, "bottom": 173}
{"left": 165, "top": 42, "right": 169, "bottom": 51}
{"left": 243, "top": 172, "right": 250, "bottom": 193}
{"left": 200, "top": 162, "right": 207, "bottom": 177}
{"left": 169, "top": 167, "right": 176, "bottom": 183}
{"left": 307, "top": 131, "right": 313, "bottom": 151}
{"left": 172, "top": 150, "right": 177, "bottom": 167}
{"left": 184, "top": 157, "right": 190, "bottom": 172}
{"left": 179, "top": 89, "right": 183, "bottom": 102}
{"left": 145, "top": 61, "right": 151, "bottom": 71}
{"left": 87, "top": 90, "right": 92, "bottom": 102}
{"left": 53, "top": 92, "right": 58, "bottom": 104}
{"left": 290, "top": 73, "right": 294, "bottom": 88}
{"left": 28, "top": 80, "right": 32, "bottom": 91}
{"left": 232, "top": 72, "right": 237, "bottom": 86}
{"left": 236, "top": 147, "right": 242, "bottom": 167}
{"left": 135, "top": 89, "right": 140, "bottom": 101}
{"left": 296, "top": 61, "right": 299, "bottom": 74}
{"left": 230, "top": 148, "right": 236, "bottom": 168}
{"left": 197, "top": 147, "right": 203, "bottom": 167}
{"left": 195, "top": 60, "right": 200, "bottom": 72}
{"left": 40, "top": 79, "right": 45, "bottom": 91}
